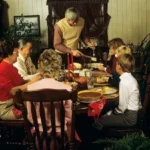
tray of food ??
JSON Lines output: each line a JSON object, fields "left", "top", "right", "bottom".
{"left": 78, "top": 90, "right": 102, "bottom": 103}
{"left": 96, "top": 76, "right": 109, "bottom": 83}
{"left": 94, "top": 82, "right": 110, "bottom": 86}
{"left": 93, "top": 76, "right": 110, "bottom": 86}
{"left": 87, "top": 63, "right": 100, "bottom": 69}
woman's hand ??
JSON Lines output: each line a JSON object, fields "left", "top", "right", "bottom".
{"left": 10, "top": 74, "right": 43, "bottom": 96}
{"left": 30, "top": 74, "right": 43, "bottom": 83}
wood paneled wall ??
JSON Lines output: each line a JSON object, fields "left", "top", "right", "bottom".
{"left": 4, "top": 0, "right": 150, "bottom": 46}
{"left": 108, "top": 0, "right": 150, "bottom": 44}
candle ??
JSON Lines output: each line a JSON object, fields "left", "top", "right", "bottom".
{"left": 67, "top": 53, "right": 70, "bottom": 76}
{"left": 71, "top": 54, "right": 74, "bottom": 70}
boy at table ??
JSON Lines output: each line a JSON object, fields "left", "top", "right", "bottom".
{"left": 108, "top": 45, "right": 132, "bottom": 87}
{"left": 94, "top": 54, "right": 141, "bottom": 129}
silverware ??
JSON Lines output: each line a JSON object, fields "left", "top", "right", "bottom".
{"left": 78, "top": 52, "right": 97, "bottom": 62}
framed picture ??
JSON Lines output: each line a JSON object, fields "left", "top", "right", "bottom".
{"left": 14, "top": 15, "right": 41, "bottom": 37}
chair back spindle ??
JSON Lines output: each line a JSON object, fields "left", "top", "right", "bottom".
{"left": 16, "top": 89, "right": 77, "bottom": 150}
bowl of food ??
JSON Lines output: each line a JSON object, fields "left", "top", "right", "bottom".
{"left": 96, "top": 76, "right": 109, "bottom": 83}
{"left": 87, "top": 63, "right": 100, "bottom": 69}
{"left": 102, "top": 86, "right": 118, "bottom": 95}
{"left": 70, "top": 63, "right": 82, "bottom": 70}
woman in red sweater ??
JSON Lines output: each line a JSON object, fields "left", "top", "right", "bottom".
{"left": 0, "top": 40, "right": 41, "bottom": 120}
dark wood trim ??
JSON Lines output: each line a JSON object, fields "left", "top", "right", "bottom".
{"left": 47, "top": 0, "right": 108, "bottom": 5}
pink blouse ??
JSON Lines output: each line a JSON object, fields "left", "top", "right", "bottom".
{"left": 27, "top": 78, "right": 72, "bottom": 133}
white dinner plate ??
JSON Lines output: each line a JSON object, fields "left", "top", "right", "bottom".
{"left": 93, "top": 86, "right": 118, "bottom": 95}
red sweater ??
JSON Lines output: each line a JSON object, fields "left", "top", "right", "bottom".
{"left": 0, "top": 61, "right": 24, "bottom": 101}
{"left": 106, "top": 55, "right": 117, "bottom": 73}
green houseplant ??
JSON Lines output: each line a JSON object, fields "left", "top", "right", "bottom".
{"left": 94, "top": 132, "right": 150, "bottom": 150}
{"left": 142, "top": 34, "right": 150, "bottom": 67}
{"left": 0, "top": 15, "right": 43, "bottom": 66}
{"left": 128, "top": 33, "right": 150, "bottom": 72}
{"left": 137, "top": 33, "right": 150, "bottom": 67}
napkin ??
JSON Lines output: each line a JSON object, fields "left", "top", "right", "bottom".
{"left": 75, "top": 130, "right": 82, "bottom": 142}
{"left": 88, "top": 98, "right": 106, "bottom": 121}
{"left": 12, "top": 107, "right": 22, "bottom": 119}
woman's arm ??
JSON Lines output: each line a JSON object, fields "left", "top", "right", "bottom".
{"left": 10, "top": 74, "right": 42, "bottom": 95}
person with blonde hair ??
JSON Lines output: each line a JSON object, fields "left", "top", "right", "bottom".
{"left": 26, "top": 49, "right": 73, "bottom": 148}
{"left": 38, "top": 49, "right": 64, "bottom": 79}
{"left": 115, "top": 45, "right": 132, "bottom": 58}
{"left": 94, "top": 54, "right": 141, "bottom": 129}
{"left": 98, "top": 38, "right": 125, "bottom": 73}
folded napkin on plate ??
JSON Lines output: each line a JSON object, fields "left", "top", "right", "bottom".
{"left": 88, "top": 98, "right": 106, "bottom": 121}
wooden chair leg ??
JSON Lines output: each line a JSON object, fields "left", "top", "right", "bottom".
{"left": 0, "top": 126, "right": 29, "bottom": 150}
{"left": 69, "top": 141, "right": 75, "bottom": 150}
{"left": 0, "top": 126, "right": 12, "bottom": 143}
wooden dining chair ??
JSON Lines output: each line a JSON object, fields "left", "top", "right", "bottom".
{"left": 0, "top": 104, "right": 27, "bottom": 148}
{"left": 0, "top": 119, "right": 27, "bottom": 149}
{"left": 16, "top": 89, "right": 77, "bottom": 150}
{"left": 100, "top": 83, "right": 150, "bottom": 138}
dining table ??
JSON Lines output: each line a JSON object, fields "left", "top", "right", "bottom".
{"left": 73, "top": 70, "right": 119, "bottom": 143}
{"left": 74, "top": 70, "right": 119, "bottom": 115}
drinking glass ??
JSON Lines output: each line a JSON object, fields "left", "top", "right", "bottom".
{"left": 85, "top": 70, "right": 95, "bottom": 89}
{"left": 87, "top": 76, "right": 95, "bottom": 89}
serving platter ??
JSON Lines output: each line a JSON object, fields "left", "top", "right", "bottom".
{"left": 92, "top": 71, "right": 112, "bottom": 77}
{"left": 93, "top": 86, "right": 118, "bottom": 95}
{"left": 94, "top": 82, "right": 110, "bottom": 86}
{"left": 96, "top": 76, "right": 109, "bottom": 83}
{"left": 87, "top": 63, "right": 100, "bottom": 69}
{"left": 103, "top": 93, "right": 119, "bottom": 99}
